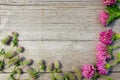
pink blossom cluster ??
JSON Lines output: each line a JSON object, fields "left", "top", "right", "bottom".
{"left": 81, "top": 29, "right": 114, "bottom": 78}
{"left": 99, "top": 29, "right": 114, "bottom": 45}
{"left": 81, "top": 64, "right": 95, "bottom": 79}
{"left": 96, "top": 43, "right": 111, "bottom": 61}
{"left": 99, "top": 10, "right": 109, "bottom": 26}
{"left": 96, "top": 29, "right": 114, "bottom": 75}
{"left": 103, "top": 0, "right": 116, "bottom": 6}
{"left": 96, "top": 61, "right": 109, "bottom": 74}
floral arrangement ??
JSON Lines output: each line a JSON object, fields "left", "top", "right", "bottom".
{"left": 99, "top": 0, "right": 120, "bottom": 26}
{"left": 0, "top": 29, "right": 120, "bottom": 80}
{"left": 0, "top": 0, "right": 120, "bottom": 80}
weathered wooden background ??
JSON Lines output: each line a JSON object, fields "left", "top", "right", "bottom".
{"left": 0, "top": 0, "right": 120, "bottom": 80}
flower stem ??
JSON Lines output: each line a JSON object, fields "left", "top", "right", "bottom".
{"left": 112, "top": 45, "right": 120, "bottom": 49}
{"left": 100, "top": 75, "right": 112, "bottom": 80}
{"left": 111, "top": 59, "right": 120, "bottom": 67}
{"left": 93, "top": 73, "right": 99, "bottom": 80}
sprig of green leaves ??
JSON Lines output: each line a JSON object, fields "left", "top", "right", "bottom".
{"left": 0, "top": 60, "right": 5, "bottom": 71}
{"left": 105, "top": 5, "right": 120, "bottom": 24}
{"left": 0, "top": 48, "right": 5, "bottom": 56}
{"left": 26, "top": 67, "right": 39, "bottom": 80}
{"left": 117, "top": 0, "right": 120, "bottom": 3}
{"left": 9, "top": 70, "right": 17, "bottom": 80}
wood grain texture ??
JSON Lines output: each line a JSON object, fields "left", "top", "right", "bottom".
{"left": 0, "top": 73, "right": 119, "bottom": 80}
{"left": 0, "top": 0, "right": 120, "bottom": 80}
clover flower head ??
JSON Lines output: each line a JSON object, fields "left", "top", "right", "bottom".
{"left": 99, "top": 29, "right": 114, "bottom": 45}
{"left": 103, "top": 0, "right": 116, "bottom": 6}
{"left": 82, "top": 64, "right": 95, "bottom": 79}
{"left": 99, "top": 10, "right": 109, "bottom": 26}
{"left": 96, "top": 61, "right": 109, "bottom": 75}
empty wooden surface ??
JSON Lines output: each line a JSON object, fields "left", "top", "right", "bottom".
{"left": 0, "top": 0, "right": 120, "bottom": 80}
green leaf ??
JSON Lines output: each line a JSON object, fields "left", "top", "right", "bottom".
{"left": 0, "top": 48, "right": 5, "bottom": 55}
{"left": 113, "top": 33, "right": 120, "bottom": 40}
{"left": 9, "top": 70, "right": 17, "bottom": 80}
{"left": 105, "top": 5, "right": 120, "bottom": 14}
{"left": 117, "top": 0, "right": 120, "bottom": 3}
{"left": 11, "top": 36, "right": 19, "bottom": 47}
{"left": 15, "top": 68, "right": 23, "bottom": 79}
{"left": 105, "top": 5, "right": 120, "bottom": 24}
{"left": 11, "top": 32, "right": 19, "bottom": 47}
{"left": 0, "top": 60, "right": 5, "bottom": 71}
{"left": 15, "top": 60, "right": 23, "bottom": 67}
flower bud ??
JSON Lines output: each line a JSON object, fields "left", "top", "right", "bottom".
{"left": 105, "top": 63, "right": 111, "bottom": 69}
{"left": 0, "top": 48, "right": 5, "bottom": 55}
{"left": 7, "top": 56, "right": 19, "bottom": 66}
{"left": 16, "top": 68, "right": 23, "bottom": 74}
{"left": 38, "top": 60, "right": 45, "bottom": 65}
{"left": 4, "top": 51, "right": 17, "bottom": 59}
{"left": 1, "top": 35, "right": 12, "bottom": 45}
{"left": 55, "top": 74, "right": 64, "bottom": 80}
{"left": 23, "top": 59, "right": 33, "bottom": 66}
{"left": 39, "top": 64, "right": 46, "bottom": 72}
{"left": 26, "top": 67, "right": 38, "bottom": 79}
{"left": 12, "top": 32, "right": 19, "bottom": 37}
{"left": 50, "top": 74, "right": 57, "bottom": 80}
{"left": 47, "top": 63, "right": 54, "bottom": 72}
{"left": 0, "top": 60, "right": 5, "bottom": 71}
{"left": 17, "top": 46, "right": 24, "bottom": 53}
{"left": 54, "top": 61, "right": 61, "bottom": 69}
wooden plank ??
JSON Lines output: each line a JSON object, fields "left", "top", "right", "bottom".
{"left": 0, "top": 4, "right": 120, "bottom": 41}
{"left": 0, "top": 0, "right": 102, "bottom": 6}
{"left": 0, "top": 73, "right": 119, "bottom": 80}
{"left": 1, "top": 41, "right": 120, "bottom": 72}
{"left": 0, "top": 0, "right": 120, "bottom": 79}
{"left": 0, "top": 5, "right": 114, "bottom": 41}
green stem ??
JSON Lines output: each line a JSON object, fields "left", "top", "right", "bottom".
{"left": 112, "top": 45, "right": 120, "bottom": 49}
{"left": 100, "top": 75, "right": 112, "bottom": 80}
{"left": 111, "top": 59, "right": 120, "bottom": 66}
{"left": 93, "top": 74, "right": 98, "bottom": 80}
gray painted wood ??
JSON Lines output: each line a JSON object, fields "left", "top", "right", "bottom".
{"left": 0, "top": 73, "right": 119, "bottom": 80}
{"left": 0, "top": 0, "right": 120, "bottom": 79}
